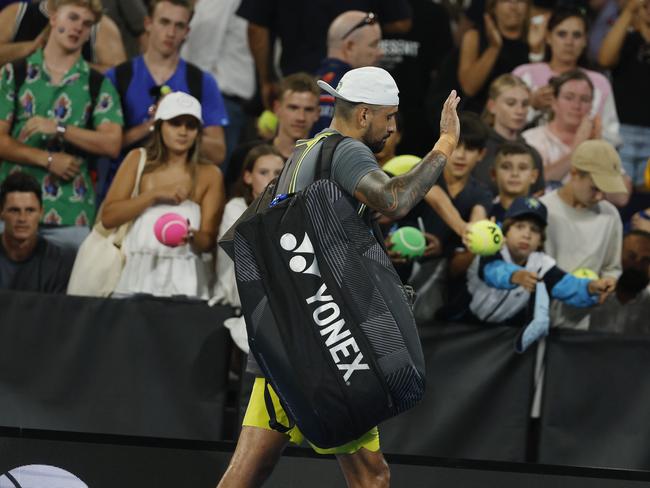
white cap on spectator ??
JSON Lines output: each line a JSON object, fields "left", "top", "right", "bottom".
{"left": 317, "top": 67, "right": 399, "bottom": 106}
{"left": 155, "top": 91, "right": 203, "bottom": 123}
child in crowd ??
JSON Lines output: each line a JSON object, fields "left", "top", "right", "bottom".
{"left": 389, "top": 113, "right": 492, "bottom": 265}
{"left": 476, "top": 74, "right": 545, "bottom": 195}
{"left": 413, "top": 112, "right": 492, "bottom": 255}
{"left": 213, "top": 144, "right": 284, "bottom": 308}
{"left": 466, "top": 196, "right": 611, "bottom": 330}
{"left": 490, "top": 142, "right": 539, "bottom": 225}
{"left": 211, "top": 144, "right": 284, "bottom": 352}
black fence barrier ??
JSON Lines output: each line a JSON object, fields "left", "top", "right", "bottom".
{"left": 0, "top": 291, "right": 233, "bottom": 441}
{"left": 380, "top": 324, "right": 535, "bottom": 462}
{"left": 2, "top": 291, "right": 650, "bottom": 472}
{"left": 539, "top": 330, "right": 650, "bottom": 470}
{"left": 1, "top": 429, "right": 650, "bottom": 488}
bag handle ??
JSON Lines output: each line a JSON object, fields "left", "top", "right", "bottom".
{"left": 263, "top": 380, "right": 295, "bottom": 434}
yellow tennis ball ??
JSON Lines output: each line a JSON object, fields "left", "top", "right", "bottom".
{"left": 160, "top": 85, "right": 172, "bottom": 96}
{"left": 572, "top": 268, "right": 599, "bottom": 280}
{"left": 467, "top": 220, "right": 503, "bottom": 256}
{"left": 257, "top": 110, "right": 278, "bottom": 136}
{"left": 383, "top": 154, "right": 420, "bottom": 176}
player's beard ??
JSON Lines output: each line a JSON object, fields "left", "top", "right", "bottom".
{"left": 363, "top": 132, "right": 387, "bottom": 154}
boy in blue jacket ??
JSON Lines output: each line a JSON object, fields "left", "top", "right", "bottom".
{"left": 466, "top": 197, "right": 613, "bottom": 348}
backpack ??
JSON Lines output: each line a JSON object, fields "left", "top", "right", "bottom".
{"left": 226, "top": 132, "right": 426, "bottom": 448}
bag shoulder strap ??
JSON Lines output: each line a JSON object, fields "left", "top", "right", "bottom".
{"left": 12, "top": 58, "right": 27, "bottom": 90}
{"left": 286, "top": 132, "right": 347, "bottom": 193}
{"left": 11, "top": 59, "right": 27, "bottom": 131}
{"left": 131, "top": 147, "right": 147, "bottom": 198}
{"left": 114, "top": 60, "right": 133, "bottom": 116}
{"left": 86, "top": 67, "right": 104, "bottom": 128}
{"left": 315, "top": 132, "right": 345, "bottom": 180}
{"left": 94, "top": 148, "right": 146, "bottom": 238}
{"left": 184, "top": 61, "right": 203, "bottom": 102}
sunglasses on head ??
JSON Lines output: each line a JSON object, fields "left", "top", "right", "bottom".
{"left": 341, "top": 12, "right": 377, "bottom": 40}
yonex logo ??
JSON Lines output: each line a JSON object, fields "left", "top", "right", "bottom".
{"left": 307, "top": 284, "right": 370, "bottom": 382}
{"left": 280, "top": 232, "right": 320, "bottom": 277}
{"left": 281, "top": 232, "right": 369, "bottom": 382}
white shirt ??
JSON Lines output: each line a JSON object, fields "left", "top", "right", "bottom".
{"left": 541, "top": 190, "right": 622, "bottom": 330}
{"left": 181, "top": 0, "right": 255, "bottom": 100}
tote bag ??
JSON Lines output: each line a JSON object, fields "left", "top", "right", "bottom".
{"left": 67, "top": 149, "right": 146, "bottom": 297}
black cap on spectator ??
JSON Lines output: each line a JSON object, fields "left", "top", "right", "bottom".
{"left": 504, "top": 197, "right": 548, "bottom": 226}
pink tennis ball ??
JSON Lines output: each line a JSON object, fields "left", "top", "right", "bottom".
{"left": 154, "top": 212, "right": 188, "bottom": 247}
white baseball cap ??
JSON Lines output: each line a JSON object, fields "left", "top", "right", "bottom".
{"left": 317, "top": 66, "right": 399, "bottom": 106}
{"left": 154, "top": 91, "right": 203, "bottom": 123}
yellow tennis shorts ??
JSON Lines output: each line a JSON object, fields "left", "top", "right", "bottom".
{"left": 243, "top": 377, "right": 380, "bottom": 455}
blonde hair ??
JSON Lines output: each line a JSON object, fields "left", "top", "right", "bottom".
{"left": 482, "top": 73, "right": 530, "bottom": 127}
{"left": 53, "top": 0, "right": 103, "bottom": 22}
{"left": 144, "top": 119, "right": 204, "bottom": 198}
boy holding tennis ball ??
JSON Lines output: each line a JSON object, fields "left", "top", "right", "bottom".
{"left": 465, "top": 196, "right": 612, "bottom": 328}
{"left": 398, "top": 113, "right": 492, "bottom": 261}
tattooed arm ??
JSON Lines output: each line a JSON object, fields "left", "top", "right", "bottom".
{"left": 354, "top": 91, "right": 461, "bottom": 219}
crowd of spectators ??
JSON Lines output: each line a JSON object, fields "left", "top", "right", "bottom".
{"left": 0, "top": 0, "right": 648, "bottom": 338}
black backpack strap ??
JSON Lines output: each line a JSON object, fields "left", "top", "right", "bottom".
{"left": 86, "top": 67, "right": 104, "bottom": 128}
{"left": 263, "top": 379, "right": 295, "bottom": 434}
{"left": 11, "top": 59, "right": 27, "bottom": 132}
{"left": 185, "top": 61, "right": 203, "bottom": 102}
{"left": 114, "top": 60, "right": 133, "bottom": 116}
{"left": 12, "top": 58, "right": 27, "bottom": 89}
{"left": 315, "top": 132, "right": 346, "bottom": 180}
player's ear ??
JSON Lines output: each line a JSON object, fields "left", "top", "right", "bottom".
{"left": 358, "top": 106, "right": 370, "bottom": 128}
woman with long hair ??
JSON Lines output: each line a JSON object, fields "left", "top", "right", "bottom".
{"left": 475, "top": 73, "right": 545, "bottom": 194}
{"left": 457, "top": 0, "right": 543, "bottom": 113}
{"left": 102, "top": 92, "right": 224, "bottom": 298}
{"left": 513, "top": 6, "right": 620, "bottom": 145}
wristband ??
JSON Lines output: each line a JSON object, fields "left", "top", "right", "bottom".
{"left": 433, "top": 134, "right": 457, "bottom": 159}
{"left": 46, "top": 152, "right": 53, "bottom": 171}
{"left": 639, "top": 209, "right": 650, "bottom": 220}
{"left": 56, "top": 121, "right": 67, "bottom": 138}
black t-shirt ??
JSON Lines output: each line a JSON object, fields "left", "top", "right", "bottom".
{"left": 0, "top": 236, "right": 74, "bottom": 293}
{"left": 490, "top": 200, "right": 507, "bottom": 227}
{"left": 612, "top": 32, "right": 650, "bottom": 127}
{"left": 462, "top": 27, "right": 529, "bottom": 114}
{"left": 403, "top": 176, "right": 493, "bottom": 255}
{"left": 379, "top": 0, "right": 453, "bottom": 157}
{"left": 237, "top": 0, "right": 412, "bottom": 75}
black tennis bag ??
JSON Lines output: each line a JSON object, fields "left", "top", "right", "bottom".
{"left": 230, "top": 135, "right": 425, "bottom": 448}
